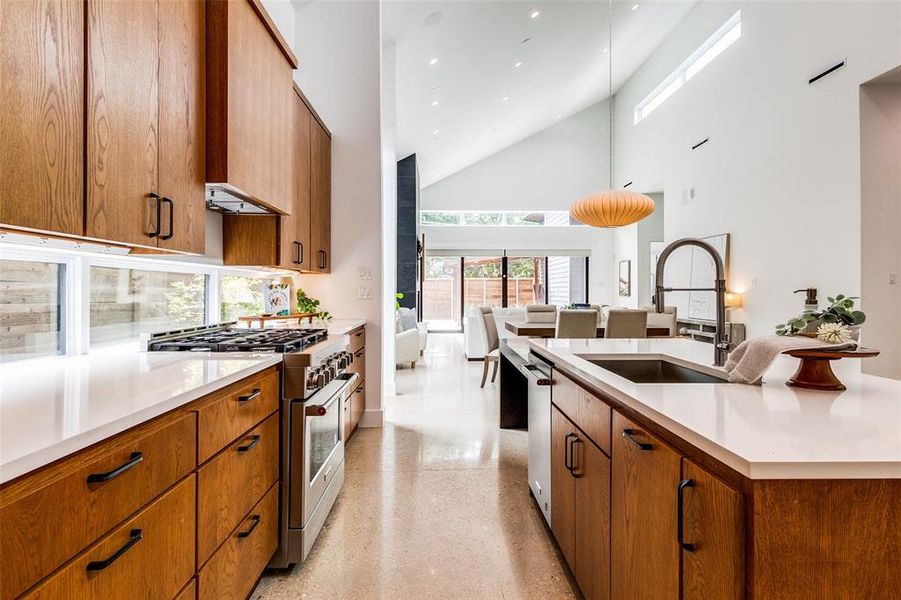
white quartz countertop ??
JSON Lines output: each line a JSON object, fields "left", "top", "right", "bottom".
{"left": 526, "top": 337, "right": 901, "bottom": 480}
{"left": 0, "top": 352, "right": 282, "bottom": 484}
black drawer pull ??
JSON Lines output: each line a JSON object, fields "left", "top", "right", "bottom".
{"left": 237, "top": 435, "right": 261, "bottom": 452}
{"left": 86, "top": 529, "right": 143, "bottom": 572}
{"left": 87, "top": 452, "right": 144, "bottom": 484}
{"left": 678, "top": 478, "right": 695, "bottom": 552}
{"left": 622, "top": 429, "right": 653, "bottom": 451}
{"left": 355, "top": 387, "right": 363, "bottom": 394}
{"left": 570, "top": 436, "right": 583, "bottom": 478}
{"left": 237, "top": 515, "right": 261, "bottom": 538}
{"left": 238, "top": 388, "right": 261, "bottom": 403}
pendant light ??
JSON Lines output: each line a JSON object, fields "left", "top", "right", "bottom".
{"left": 570, "top": 0, "right": 655, "bottom": 228}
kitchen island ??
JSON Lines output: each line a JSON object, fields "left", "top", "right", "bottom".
{"left": 523, "top": 337, "right": 900, "bottom": 599}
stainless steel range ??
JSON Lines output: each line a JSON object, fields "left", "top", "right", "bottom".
{"left": 144, "top": 323, "right": 359, "bottom": 568}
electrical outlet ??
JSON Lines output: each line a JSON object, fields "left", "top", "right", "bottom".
{"left": 358, "top": 266, "right": 372, "bottom": 280}
{"left": 358, "top": 286, "right": 373, "bottom": 300}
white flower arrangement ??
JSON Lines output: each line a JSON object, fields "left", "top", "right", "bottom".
{"left": 816, "top": 322, "right": 852, "bottom": 344}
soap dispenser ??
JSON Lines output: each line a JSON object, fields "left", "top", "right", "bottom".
{"left": 794, "top": 288, "right": 818, "bottom": 312}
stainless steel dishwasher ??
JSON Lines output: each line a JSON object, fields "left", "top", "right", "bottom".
{"left": 522, "top": 353, "right": 553, "bottom": 527}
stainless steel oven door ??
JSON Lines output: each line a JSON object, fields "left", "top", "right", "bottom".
{"left": 289, "top": 372, "right": 359, "bottom": 529}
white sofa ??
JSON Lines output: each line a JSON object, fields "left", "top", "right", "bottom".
{"left": 396, "top": 308, "right": 428, "bottom": 368}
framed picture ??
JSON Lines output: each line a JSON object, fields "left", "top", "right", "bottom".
{"left": 618, "top": 260, "right": 631, "bottom": 297}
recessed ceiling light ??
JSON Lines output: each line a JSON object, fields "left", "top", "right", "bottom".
{"left": 632, "top": 4, "right": 639, "bottom": 11}
{"left": 514, "top": 61, "right": 523, "bottom": 68}
{"left": 429, "top": 57, "right": 438, "bottom": 66}
{"left": 432, "top": 129, "right": 440, "bottom": 135}
{"left": 431, "top": 100, "right": 440, "bottom": 107}
{"left": 530, "top": 10, "right": 540, "bottom": 19}
{"left": 603, "top": 48, "right": 609, "bottom": 54}
{"left": 502, "top": 96, "right": 509, "bottom": 102}
{"left": 556, "top": 114, "right": 563, "bottom": 118}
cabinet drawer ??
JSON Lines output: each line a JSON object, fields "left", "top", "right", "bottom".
{"left": 195, "top": 368, "right": 279, "bottom": 463}
{"left": 197, "top": 483, "right": 279, "bottom": 600}
{"left": 197, "top": 413, "right": 279, "bottom": 565}
{"left": 348, "top": 326, "right": 365, "bottom": 353}
{"left": 348, "top": 347, "right": 365, "bottom": 381}
{"left": 23, "top": 475, "right": 196, "bottom": 600}
{"left": 0, "top": 413, "right": 196, "bottom": 600}
{"left": 553, "top": 371, "right": 611, "bottom": 455}
{"left": 351, "top": 381, "right": 365, "bottom": 433}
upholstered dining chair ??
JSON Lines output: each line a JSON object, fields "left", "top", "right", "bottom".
{"left": 479, "top": 307, "right": 500, "bottom": 388}
{"left": 524, "top": 304, "right": 557, "bottom": 323}
{"left": 555, "top": 309, "right": 598, "bottom": 339}
{"left": 605, "top": 309, "right": 649, "bottom": 338}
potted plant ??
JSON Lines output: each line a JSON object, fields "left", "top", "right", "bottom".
{"left": 775, "top": 294, "right": 865, "bottom": 342}
{"left": 296, "top": 289, "right": 331, "bottom": 322}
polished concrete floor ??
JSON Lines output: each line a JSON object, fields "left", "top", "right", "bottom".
{"left": 254, "top": 335, "right": 577, "bottom": 599}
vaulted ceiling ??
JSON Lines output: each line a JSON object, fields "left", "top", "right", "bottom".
{"left": 383, "top": 0, "right": 697, "bottom": 188}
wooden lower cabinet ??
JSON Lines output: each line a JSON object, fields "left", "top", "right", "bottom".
{"left": 24, "top": 476, "right": 196, "bottom": 600}
{"left": 681, "top": 460, "right": 744, "bottom": 600}
{"left": 198, "top": 483, "right": 279, "bottom": 600}
{"left": 197, "top": 413, "right": 279, "bottom": 565}
{"left": 611, "top": 411, "right": 682, "bottom": 600}
{"left": 551, "top": 405, "right": 610, "bottom": 600}
{"left": 1, "top": 367, "right": 282, "bottom": 600}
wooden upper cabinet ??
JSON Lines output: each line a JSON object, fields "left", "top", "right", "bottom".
{"left": 86, "top": 0, "right": 160, "bottom": 247}
{"left": 681, "top": 459, "right": 744, "bottom": 600}
{"left": 159, "top": 0, "right": 206, "bottom": 254}
{"left": 281, "top": 87, "right": 313, "bottom": 270}
{"left": 611, "top": 411, "right": 682, "bottom": 600}
{"left": 0, "top": 0, "right": 84, "bottom": 235}
{"left": 310, "top": 117, "right": 331, "bottom": 272}
{"left": 207, "top": 0, "right": 297, "bottom": 215}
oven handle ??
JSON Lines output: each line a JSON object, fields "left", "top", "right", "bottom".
{"left": 304, "top": 372, "right": 360, "bottom": 417}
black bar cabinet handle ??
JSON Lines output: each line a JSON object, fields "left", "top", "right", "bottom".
{"left": 236, "top": 435, "right": 261, "bottom": 452}
{"left": 87, "top": 452, "right": 144, "bottom": 484}
{"left": 564, "top": 433, "right": 576, "bottom": 473}
{"left": 319, "top": 250, "right": 327, "bottom": 269}
{"left": 148, "top": 193, "right": 162, "bottom": 238}
{"left": 678, "top": 478, "right": 695, "bottom": 552}
{"left": 160, "top": 197, "right": 174, "bottom": 240}
{"left": 297, "top": 242, "right": 304, "bottom": 264}
{"left": 238, "top": 388, "right": 261, "bottom": 403}
{"left": 237, "top": 515, "right": 261, "bottom": 538}
{"left": 622, "top": 429, "right": 653, "bottom": 451}
{"left": 570, "top": 436, "right": 583, "bottom": 478}
{"left": 86, "top": 529, "right": 143, "bottom": 572}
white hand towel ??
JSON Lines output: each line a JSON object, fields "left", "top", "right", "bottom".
{"left": 724, "top": 335, "right": 857, "bottom": 384}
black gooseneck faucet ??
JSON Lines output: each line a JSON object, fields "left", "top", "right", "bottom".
{"left": 654, "top": 238, "right": 729, "bottom": 367}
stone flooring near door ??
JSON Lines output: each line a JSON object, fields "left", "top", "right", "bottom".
{"left": 254, "top": 334, "right": 576, "bottom": 600}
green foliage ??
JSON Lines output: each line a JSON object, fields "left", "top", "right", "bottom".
{"left": 297, "top": 289, "right": 331, "bottom": 321}
{"left": 220, "top": 275, "right": 266, "bottom": 322}
{"left": 775, "top": 293, "right": 865, "bottom": 336}
{"left": 421, "top": 212, "right": 460, "bottom": 225}
{"left": 463, "top": 212, "right": 503, "bottom": 225}
{"left": 395, "top": 292, "right": 404, "bottom": 310}
{"left": 164, "top": 274, "right": 206, "bottom": 326}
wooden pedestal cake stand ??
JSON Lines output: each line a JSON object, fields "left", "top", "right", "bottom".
{"left": 782, "top": 347, "right": 880, "bottom": 391}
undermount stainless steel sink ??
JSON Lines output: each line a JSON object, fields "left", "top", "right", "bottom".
{"left": 586, "top": 359, "right": 727, "bottom": 384}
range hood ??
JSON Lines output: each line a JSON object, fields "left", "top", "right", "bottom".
{"left": 205, "top": 184, "right": 277, "bottom": 214}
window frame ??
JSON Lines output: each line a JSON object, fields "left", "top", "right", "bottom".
{"left": 1, "top": 239, "right": 282, "bottom": 361}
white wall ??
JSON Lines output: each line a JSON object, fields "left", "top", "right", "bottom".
{"left": 613, "top": 1, "right": 901, "bottom": 337}
{"left": 860, "top": 79, "right": 901, "bottom": 379}
{"left": 293, "top": 1, "right": 384, "bottom": 426}
{"left": 260, "top": 0, "right": 296, "bottom": 52}
{"left": 637, "top": 193, "right": 664, "bottom": 307}
{"left": 381, "top": 42, "right": 398, "bottom": 395}
{"left": 420, "top": 100, "right": 616, "bottom": 306}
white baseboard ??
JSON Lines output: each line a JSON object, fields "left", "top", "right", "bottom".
{"left": 360, "top": 408, "right": 384, "bottom": 428}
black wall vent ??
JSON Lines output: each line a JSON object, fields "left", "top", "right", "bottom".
{"left": 809, "top": 60, "right": 846, "bottom": 85}
{"left": 623, "top": 181, "right": 633, "bottom": 188}
{"left": 691, "top": 138, "right": 709, "bottom": 151}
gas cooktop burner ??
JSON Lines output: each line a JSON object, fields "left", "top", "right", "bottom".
{"left": 147, "top": 324, "right": 328, "bottom": 353}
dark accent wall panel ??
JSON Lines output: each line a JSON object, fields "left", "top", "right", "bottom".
{"left": 397, "top": 154, "right": 419, "bottom": 310}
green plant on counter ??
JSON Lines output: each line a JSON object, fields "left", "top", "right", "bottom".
{"left": 395, "top": 292, "right": 404, "bottom": 310}
{"left": 775, "top": 294, "right": 865, "bottom": 336}
{"left": 297, "top": 289, "right": 331, "bottom": 321}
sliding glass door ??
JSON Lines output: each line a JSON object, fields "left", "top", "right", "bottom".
{"left": 506, "top": 257, "right": 545, "bottom": 307}
{"left": 462, "top": 256, "right": 503, "bottom": 317}
{"left": 422, "top": 257, "right": 462, "bottom": 332}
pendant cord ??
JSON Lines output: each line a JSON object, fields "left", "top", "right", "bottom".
{"left": 608, "top": 0, "right": 614, "bottom": 190}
